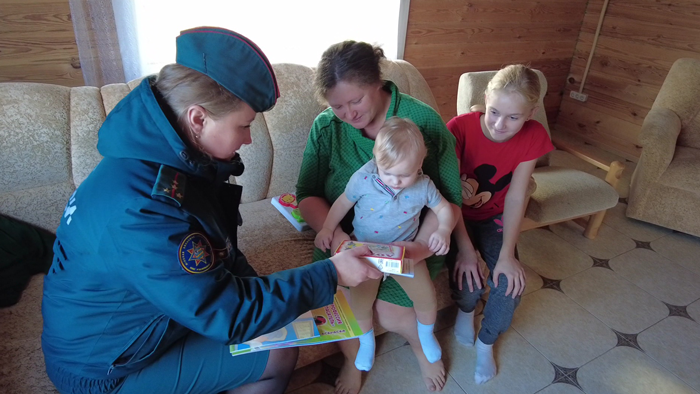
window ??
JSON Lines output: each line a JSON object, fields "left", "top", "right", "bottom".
{"left": 110, "top": 0, "right": 409, "bottom": 81}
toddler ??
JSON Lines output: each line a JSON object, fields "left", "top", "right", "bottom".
{"left": 315, "top": 117, "right": 456, "bottom": 371}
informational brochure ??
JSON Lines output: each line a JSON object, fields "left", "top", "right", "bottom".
{"left": 230, "top": 289, "right": 363, "bottom": 356}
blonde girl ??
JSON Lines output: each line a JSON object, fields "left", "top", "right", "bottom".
{"left": 447, "top": 64, "right": 554, "bottom": 384}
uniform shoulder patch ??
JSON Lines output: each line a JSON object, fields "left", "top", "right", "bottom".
{"left": 179, "top": 232, "right": 215, "bottom": 274}
{"left": 152, "top": 165, "right": 187, "bottom": 206}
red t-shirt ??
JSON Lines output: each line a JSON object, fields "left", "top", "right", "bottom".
{"left": 447, "top": 112, "right": 554, "bottom": 221}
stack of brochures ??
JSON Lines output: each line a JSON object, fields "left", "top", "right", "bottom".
{"left": 230, "top": 290, "right": 362, "bottom": 356}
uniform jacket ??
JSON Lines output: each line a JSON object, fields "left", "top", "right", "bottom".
{"left": 41, "top": 77, "right": 337, "bottom": 382}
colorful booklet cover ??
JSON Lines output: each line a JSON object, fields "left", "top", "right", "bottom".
{"left": 291, "top": 289, "right": 363, "bottom": 347}
{"left": 230, "top": 289, "right": 363, "bottom": 356}
{"left": 271, "top": 193, "right": 310, "bottom": 231}
{"left": 229, "top": 312, "right": 319, "bottom": 356}
{"left": 335, "top": 240, "right": 414, "bottom": 278}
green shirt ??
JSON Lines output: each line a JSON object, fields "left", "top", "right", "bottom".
{"left": 296, "top": 81, "right": 461, "bottom": 307}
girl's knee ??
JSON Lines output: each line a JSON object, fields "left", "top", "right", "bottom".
{"left": 490, "top": 274, "right": 518, "bottom": 298}
{"left": 451, "top": 281, "right": 484, "bottom": 308}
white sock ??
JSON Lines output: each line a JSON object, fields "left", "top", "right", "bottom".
{"left": 475, "top": 338, "right": 497, "bottom": 384}
{"left": 454, "top": 309, "right": 475, "bottom": 346}
{"left": 355, "top": 329, "right": 375, "bottom": 371}
{"left": 417, "top": 320, "right": 442, "bottom": 363}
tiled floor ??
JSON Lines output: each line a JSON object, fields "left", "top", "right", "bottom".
{"left": 285, "top": 150, "right": 700, "bottom": 394}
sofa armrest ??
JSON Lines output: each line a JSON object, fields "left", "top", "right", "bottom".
{"left": 637, "top": 107, "right": 682, "bottom": 183}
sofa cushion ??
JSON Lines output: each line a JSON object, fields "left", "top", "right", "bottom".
{"left": 526, "top": 166, "right": 619, "bottom": 223}
{"left": 659, "top": 146, "right": 700, "bottom": 193}
{"left": 0, "top": 83, "right": 71, "bottom": 194}
{"left": 0, "top": 183, "right": 74, "bottom": 233}
{"left": 679, "top": 114, "right": 700, "bottom": 149}
{"left": 237, "top": 197, "right": 317, "bottom": 274}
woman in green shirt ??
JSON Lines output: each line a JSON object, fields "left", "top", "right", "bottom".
{"left": 296, "top": 41, "right": 465, "bottom": 394}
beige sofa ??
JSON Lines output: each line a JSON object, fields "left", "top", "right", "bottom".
{"left": 0, "top": 60, "right": 453, "bottom": 393}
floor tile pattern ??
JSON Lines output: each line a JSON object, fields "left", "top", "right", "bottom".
{"left": 633, "top": 239, "right": 654, "bottom": 250}
{"left": 663, "top": 302, "right": 695, "bottom": 321}
{"left": 612, "top": 330, "right": 643, "bottom": 352}
{"left": 539, "top": 276, "right": 563, "bottom": 292}
{"left": 550, "top": 363, "right": 582, "bottom": 391}
{"left": 591, "top": 257, "right": 612, "bottom": 270}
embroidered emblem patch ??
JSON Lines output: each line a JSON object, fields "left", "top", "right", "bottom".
{"left": 179, "top": 233, "right": 215, "bottom": 274}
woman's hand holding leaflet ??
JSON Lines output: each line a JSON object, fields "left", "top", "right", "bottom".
{"left": 330, "top": 245, "right": 382, "bottom": 287}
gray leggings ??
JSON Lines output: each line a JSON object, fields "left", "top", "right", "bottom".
{"left": 446, "top": 213, "right": 521, "bottom": 345}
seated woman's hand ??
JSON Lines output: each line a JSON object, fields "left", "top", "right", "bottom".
{"left": 330, "top": 246, "right": 383, "bottom": 287}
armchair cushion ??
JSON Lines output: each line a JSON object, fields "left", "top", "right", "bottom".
{"left": 526, "top": 167, "right": 619, "bottom": 223}
{"left": 658, "top": 146, "right": 700, "bottom": 193}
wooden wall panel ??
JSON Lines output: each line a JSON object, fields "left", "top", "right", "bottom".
{"left": 0, "top": 0, "right": 83, "bottom": 86}
{"left": 404, "top": 0, "right": 589, "bottom": 124}
{"left": 556, "top": 0, "right": 700, "bottom": 161}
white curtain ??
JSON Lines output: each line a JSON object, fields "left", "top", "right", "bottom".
{"left": 69, "top": 0, "right": 125, "bottom": 86}
{"left": 70, "top": 0, "right": 410, "bottom": 86}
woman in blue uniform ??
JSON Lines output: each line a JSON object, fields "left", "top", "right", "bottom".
{"left": 41, "top": 27, "right": 381, "bottom": 394}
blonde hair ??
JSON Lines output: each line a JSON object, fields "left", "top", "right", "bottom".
{"left": 471, "top": 64, "right": 540, "bottom": 112}
{"left": 373, "top": 117, "right": 427, "bottom": 169}
{"left": 155, "top": 64, "right": 243, "bottom": 134}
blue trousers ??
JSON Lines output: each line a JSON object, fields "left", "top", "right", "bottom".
{"left": 47, "top": 333, "right": 269, "bottom": 394}
{"left": 111, "top": 333, "right": 269, "bottom": 394}
{"left": 447, "top": 214, "right": 521, "bottom": 345}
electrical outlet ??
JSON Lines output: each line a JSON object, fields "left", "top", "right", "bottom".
{"left": 569, "top": 91, "right": 588, "bottom": 102}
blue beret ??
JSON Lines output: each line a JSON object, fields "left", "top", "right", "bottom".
{"left": 176, "top": 27, "right": 280, "bottom": 112}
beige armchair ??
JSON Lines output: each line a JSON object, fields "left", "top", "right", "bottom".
{"left": 627, "top": 58, "right": 700, "bottom": 237}
{"left": 457, "top": 69, "right": 624, "bottom": 238}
